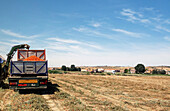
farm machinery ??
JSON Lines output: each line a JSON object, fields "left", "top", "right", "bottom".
{"left": 0, "top": 44, "right": 30, "bottom": 85}
{"left": 0, "top": 44, "right": 48, "bottom": 90}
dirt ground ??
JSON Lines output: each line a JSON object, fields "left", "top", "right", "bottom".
{"left": 48, "top": 74, "right": 170, "bottom": 111}
{"left": 0, "top": 74, "right": 170, "bottom": 111}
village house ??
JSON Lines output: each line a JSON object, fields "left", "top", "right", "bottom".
{"left": 48, "top": 67, "right": 53, "bottom": 70}
{"left": 130, "top": 68, "right": 136, "bottom": 74}
{"left": 166, "top": 71, "right": 170, "bottom": 75}
{"left": 97, "top": 68, "right": 104, "bottom": 72}
{"left": 145, "top": 68, "right": 153, "bottom": 74}
{"left": 81, "top": 68, "right": 88, "bottom": 72}
{"left": 104, "top": 69, "right": 116, "bottom": 74}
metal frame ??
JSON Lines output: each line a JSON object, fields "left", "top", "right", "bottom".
{"left": 11, "top": 61, "right": 48, "bottom": 75}
{"left": 17, "top": 49, "right": 46, "bottom": 61}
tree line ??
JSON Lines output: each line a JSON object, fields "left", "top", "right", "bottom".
{"left": 61, "top": 64, "right": 81, "bottom": 71}
{"left": 124, "top": 64, "right": 166, "bottom": 74}
{"left": 50, "top": 63, "right": 167, "bottom": 75}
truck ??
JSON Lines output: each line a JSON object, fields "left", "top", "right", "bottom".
{"left": 0, "top": 44, "right": 48, "bottom": 90}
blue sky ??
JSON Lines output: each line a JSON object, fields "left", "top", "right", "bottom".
{"left": 0, "top": 0, "right": 170, "bottom": 67}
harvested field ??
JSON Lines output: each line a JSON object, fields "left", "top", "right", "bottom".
{"left": 0, "top": 74, "right": 170, "bottom": 111}
{"left": 0, "top": 88, "right": 51, "bottom": 111}
{"left": 49, "top": 74, "right": 170, "bottom": 111}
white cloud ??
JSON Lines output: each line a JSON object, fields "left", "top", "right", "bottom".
{"left": 46, "top": 43, "right": 91, "bottom": 55}
{"left": 57, "top": 13, "right": 84, "bottom": 18}
{"left": 1, "top": 29, "right": 40, "bottom": 38}
{"left": 120, "top": 8, "right": 170, "bottom": 33}
{"left": 151, "top": 17, "right": 161, "bottom": 22}
{"left": 72, "top": 27, "right": 86, "bottom": 32}
{"left": 73, "top": 27, "right": 115, "bottom": 39}
{"left": 123, "top": 9, "right": 143, "bottom": 17}
{"left": 0, "top": 45, "right": 9, "bottom": 59}
{"left": 0, "top": 39, "right": 32, "bottom": 60}
{"left": 48, "top": 38, "right": 81, "bottom": 44}
{"left": 164, "top": 36, "right": 170, "bottom": 41}
{"left": 91, "top": 23, "right": 101, "bottom": 28}
{"left": 140, "top": 19, "right": 150, "bottom": 23}
{"left": 164, "top": 19, "right": 170, "bottom": 24}
{"left": 120, "top": 8, "right": 170, "bottom": 37}
{"left": 112, "top": 28, "right": 148, "bottom": 38}
{"left": 0, "top": 41, "right": 19, "bottom": 60}
{"left": 47, "top": 37, "right": 103, "bottom": 50}
{"left": 143, "top": 7, "right": 154, "bottom": 11}
{"left": 0, "top": 41, "right": 12, "bottom": 46}
{"left": 0, "top": 39, "right": 31, "bottom": 47}
{"left": 120, "top": 8, "right": 150, "bottom": 23}
{"left": 44, "top": 36, "right": 170, "bottom": 67}
{"left": 47, "top": 47, "right": 170, "bottom": 67}
{"left": 9, "top": 40, "right": 31, "bottom": 44}
{"left": 156, "top": 26, "right": 170, "bottom": 33}
{"left": 85, "top": 44, "right": 102, "bottom": 49}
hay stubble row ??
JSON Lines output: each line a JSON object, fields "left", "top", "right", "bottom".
{"left": 49, "top": 74, "right": 170, "bottom": 111}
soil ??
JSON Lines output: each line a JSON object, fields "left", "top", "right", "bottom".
{"left": 48, "top": 74, "right": 170, "bottom": 111}
{"left": 0, "top": 74, "right": 170, "bottom": 111}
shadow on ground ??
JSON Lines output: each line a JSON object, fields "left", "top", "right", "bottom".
{"left": 18, "top": 81, "right": 60, "bottom": 95}
{"left": 0, "top": 81, "right": 9, "bottom": 89}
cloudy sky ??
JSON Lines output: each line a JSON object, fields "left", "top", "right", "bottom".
{"left": 0, "top": 0, "right": 170, "bottom": 67}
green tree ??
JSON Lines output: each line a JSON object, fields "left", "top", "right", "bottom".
{"left": 124, "top": 69, "right": 128, "bottom": 73}
{"left": 48, "top": 70, "right": 51, "bottom": 74}
{"left": 160, "top": 70, "right": 166, "bottom": 74}
{"left": 66, "top": 67, "right": 70, "bottom": 71}
{"left": 152, "top": 69, "right": 158, "bottom": 74}
{"left": 70, "top": 64, "right": 76, "bottom": 71}
{"left": 128, "top": 68, "right": 131, "bottom": 74}
{"left": 61, "top": 65, "right": 66, "bottom": 71}
{"left": 96, "top": 69, "right": 98, "bottom": 73}
{"left": 152, "top": 69, "right": 166, "bottom": 74}
{"left": 135, "top": 64, "right": 145, "bottom": 74}
{"left": 78, "top": 67, "right": 81, "bottom": 71}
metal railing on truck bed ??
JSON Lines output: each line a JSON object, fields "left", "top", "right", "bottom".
{"left": 17, "top": 49, "right": 46, "bottom": 61}
{"left": 10, "top": 61, "right": 48, "bottom": 76}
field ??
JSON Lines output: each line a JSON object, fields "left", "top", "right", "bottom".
{"left": 0, "top": 74, "right": 170, "bottom": 111}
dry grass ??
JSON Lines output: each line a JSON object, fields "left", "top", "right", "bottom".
{"left": 49, "top": 74, "right": 170, "bottom": 111}
{"left": 1, "top": 74, "right": 169, "bottom": 111}
{"left": 0, "top": 88, "right": 51, "bottom": 111}
{"left": 51, "top": 91, "right": 93, "bottom": 111}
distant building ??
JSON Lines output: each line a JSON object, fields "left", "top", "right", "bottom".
{"left": 167, "top": 71, "right": 170, "bottom": 75}
{"left": 115, "top": 70, "right": 120, "bottom": 72}
{"left": 145, "top": 68, "right": 153, "bottom": 74}
{"left": 104, "top": 69, "right": 116, "bottom": 74}
{"left": 48, "top": 67, "right": 60, "bottom": 70}
{"left": 81, "top": 68, "right": 88, "bottom": 72}
{"left": 48, "top": 67, "right": 53, "bottom": 70}
{"left": 97, "top": 68, "right": 104, "bottom": 72}
{"left": 130, "top": 68, "right": 136, "bottom": 74}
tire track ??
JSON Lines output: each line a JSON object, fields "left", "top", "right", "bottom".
{"left": 50, "top": 77, "right": 144, "bottom": 111}
{"left": 50, "top": 79, "right": 102, "bottom": 111}
{"left": 56, "top": 75, "right": 170, "bottom": 101}
{"left": 42, "top": 94, "right": 63, "bottom": 111}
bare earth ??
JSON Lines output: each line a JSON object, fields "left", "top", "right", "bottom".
{"left": 48, "top": 74, "right": 170, "bottom": 111}
{"left": 0, "top": 74, "right": 170, "bottom": 111}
